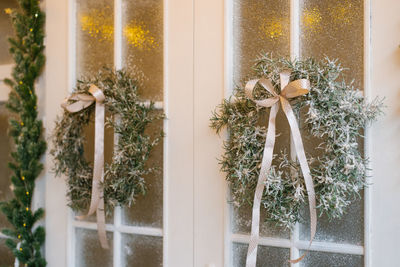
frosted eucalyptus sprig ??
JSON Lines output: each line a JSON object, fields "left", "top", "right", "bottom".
{"left": 211, "top": 55, "right": 383, "bottom": 228}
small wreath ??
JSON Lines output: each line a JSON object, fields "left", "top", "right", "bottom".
{"left": 211, "top": 55, "right": 383, "bottom": 228}
{"left": 51, "top": 69, "right": 164, "bottom": 212}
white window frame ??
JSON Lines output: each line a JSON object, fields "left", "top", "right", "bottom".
{"left": 39, "top": 0, "right": 400, "bottom": 266}
{"left": 45, "top": 0, "right": 196, "bottom": 266}
{"left": 0, "top": 64, "right": 12, "bottom": 102}
{"left": 223, "top": 0, "right": 371, "bottom": 266}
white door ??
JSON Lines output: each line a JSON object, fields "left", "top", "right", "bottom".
{"left": 0, "top": 0, "right": 399, "bottom": 266}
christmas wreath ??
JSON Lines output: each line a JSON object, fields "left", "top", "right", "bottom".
{"left": 211, "top": 55, "right": 383, "bottom": 228}
{"left": 51, "top": 69, "right": 164, "bottom": 213}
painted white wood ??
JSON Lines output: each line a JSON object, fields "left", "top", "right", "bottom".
{"left": 0, "top": 64, "right": 12, "bottom": 101}
{"left": 290, "top": 1, "right": 301, "bottom": 265}
{"left": 165, "top": 0, "right": 195, "bottom": 266}
{"left": 231, "top": 234, "right": 364, "bottom": 255}
{"left": 193, "top": 0, "right": 225, "bottom": 266}
{"left": 223, "top": 1, "right": 233, "bottom": 266}
{"left": 71, "top": 220, "right": 163, "bottom": 236}
{"left": 370, "top": 0, "right": 400, "bottom": 266}
{"left": 44, "top": 0, "right": 70, "bottom": 266}
{"left": 363, "top": 1, "right": 372, "bottom": 266}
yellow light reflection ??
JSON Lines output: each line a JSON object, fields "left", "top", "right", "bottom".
{"left": 330, "top": 1, "right": 354, "bottom": 25}
{"left": 303, "top": 7, "right": 322, "bottom": 32}
{"left": 259, "top": 18, "right": 283, "bottom": 40}
{"left": 80, "top": 7, "right": 157, "bottom": 50}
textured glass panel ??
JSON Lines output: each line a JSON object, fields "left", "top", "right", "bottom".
{"left": 231, "top": 0, "right": 291, "bottom": 241}
{"left": 75, "top": 228, "right": 113, "bottom": 267}
{"left": 299, "top": 195, "right": 363, "bottom": 245}
{"left": 0, "top": 104, "right": 14, "bottom": 229}
{"left": 300, "top": 251, "right": 363, "bottom": 267}
{"left": 77, "top": 0, "right": 114, "bottom": 76}
{"left": 233, "top": 0, "right": 290, "bottom": 83}
{"left": 122, "top": 0, "right": 163, "bottom": 101}
{"left": 0, "top": 238, "right": 14, "bottom": 266}
{"left": 300, "top": 0, "right": 364, "bottom": 88}
{"left": 122, "top": 118, "right": 163, "bottom": 227}
{"left": 0, "top": 0, "right": 18, "bottom": 64}
{"left": 73, "top": 112, "right": 114, "bottom": 223}
{"left": 231, "top": 110, "right": 291, "bottom": 239}
{"left": 122, "top": 234, "right": 163, "bottom": 267}
{"left": 231, "top": 204, "right": 290, "bottom": 239}
{"left": 232, "top": 243, "right": 289, "bottom": 267}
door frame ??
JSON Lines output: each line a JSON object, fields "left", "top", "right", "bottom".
{"left": 43, "top": 0, "right": 400, "bottom": 266}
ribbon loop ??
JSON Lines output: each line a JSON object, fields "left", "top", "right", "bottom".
{"left": 244, "top": 73, "right": 316, "bottom": 267}
{"left": 62, "top": 84, "right": 109, "bottom": 249}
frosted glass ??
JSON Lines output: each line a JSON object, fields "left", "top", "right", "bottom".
{"left": 300, "top": 0, "right": 364, "bottom": 88}
{"left": 122, "top": 118, "right": 163, "bottom": 228}
{"left": 299, "top": 195, "right": 363, "bottom": 245}
{"left": 75, "top": 228, "right": 113, "bottom": 267}
{"left": 77, "top": 0, "right": 114, "bottom": 76}
{"left": 300, "top": 251, "right": 363, "bottom": 267}
{"left": 73, "top": 112, "right": 114, "bottom": 223}
{"left": 232, "top": 243, "right": 289, "bottom": 267}
{"left": 0, "top": 0, "right": 17, "bottom": 64}
{"left": 0, "top": 238, "right": 14, "bottom": 266}
{"left": 0, "top": 104, "right": 14, "bottom": 229}
{"left": 233, "top": 0, "right": 290, "bottom": 83}
{"left": 122, "top": 234, "right": 163, "bottom": 267}
{"left": 232, "top": 203, "right": 290, "bottom": 239}
{"left": 122, "top": 0, "right": 163, "bottom": 101}
{"left": 231, "top": 110, "right": 291, "bottom": 239}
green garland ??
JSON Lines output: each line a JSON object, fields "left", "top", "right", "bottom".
{"left": 51, "top": 69, "right": 164, "bottom": 212}
{"left": 211, "top": 55, "right": 383, "bottom": 228}
{"left": 0, "top": 1, "right": 46, "bottom": 266}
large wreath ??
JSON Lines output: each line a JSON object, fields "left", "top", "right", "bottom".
{"left": 51, "top": 69, "right": 164, "bottom": 212}
{"left": 211, "top": 55, "right": 383, "bottom": 228}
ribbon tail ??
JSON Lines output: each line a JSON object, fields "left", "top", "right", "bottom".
{"left": 76, "top": 99, "right": 108, "bottom": 248}
{"left": 97, "top": 186, "right": 109, "bottom": 249}
{"left": 245, "top": 103, "right": 279, "bottom": 267}
{"left": 280, "top": 97, "right": 317, "bottom": 263}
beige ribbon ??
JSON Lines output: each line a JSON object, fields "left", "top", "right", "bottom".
{"left": 244, "top": 72, "right": 316, "bottom": 266}
{"left": 62, "top": 84, "right": 109, "bottom": 249}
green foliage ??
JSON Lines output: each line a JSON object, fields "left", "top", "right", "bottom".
{"left": 211, "top": 55, "right": 383, "bottom": 228}
{"left": 51, "top": 69, "right": 164, "bottom": 212}
{"left": 0, "top": 0, "right": 46, "bottom": 266}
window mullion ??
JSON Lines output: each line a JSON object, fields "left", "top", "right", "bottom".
{"left": 113, "top": 207, "right": 122, "bottom": 267}
{"left": 290, "top": 0, "right": 301, "bottom": 266}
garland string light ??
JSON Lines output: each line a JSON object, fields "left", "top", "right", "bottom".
{"left": 0, "top": 1, "right": 46, "bottom": 266}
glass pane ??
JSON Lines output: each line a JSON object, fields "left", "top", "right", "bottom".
{"left": 77, "top": 0, "right": 114, "bottom": 76}
{"left": 0, "top": 104, "right": 14, "bottom": 229}
{"left": 299, "top": 0, "right": 364, "bottom": 246}
{"left": 231, "top": 204, "right": 290, "bottom": 239}
{"left": 122, "top": 0, "right": 163, "bottom": 101}
{"left": 122, "top": 118, "right": 163, "bottom": 228}
{"left": 300, "top": 0, "right": 364, "bottom": 88}
{"left": 75, "top": 228, "right": 113, "bottom": 267}
{"left": 121, "top": 234, "right": 163, "bottom": 267}
{"left": 73, "top": 112, "right": 114, "bottom": 223}
{"left": 232, "top": 243, "right": 290, "bottom": 267}
{"left": 300, "top": 251, "right": 363, "bottom": 267}
{"left": 233, "top": 0, "right": 290, "bottom": 83}
{"left": 231, "top": 0, "right": 291, "bottom": 243}
{"left": 299, "top": 196, "right": 363, "bottom": 245}
{"left": 0, "top": 0, "right": 18, "bottom": 64}
{"left": 0, "top": 238, "right": 14, "bottom": 266}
